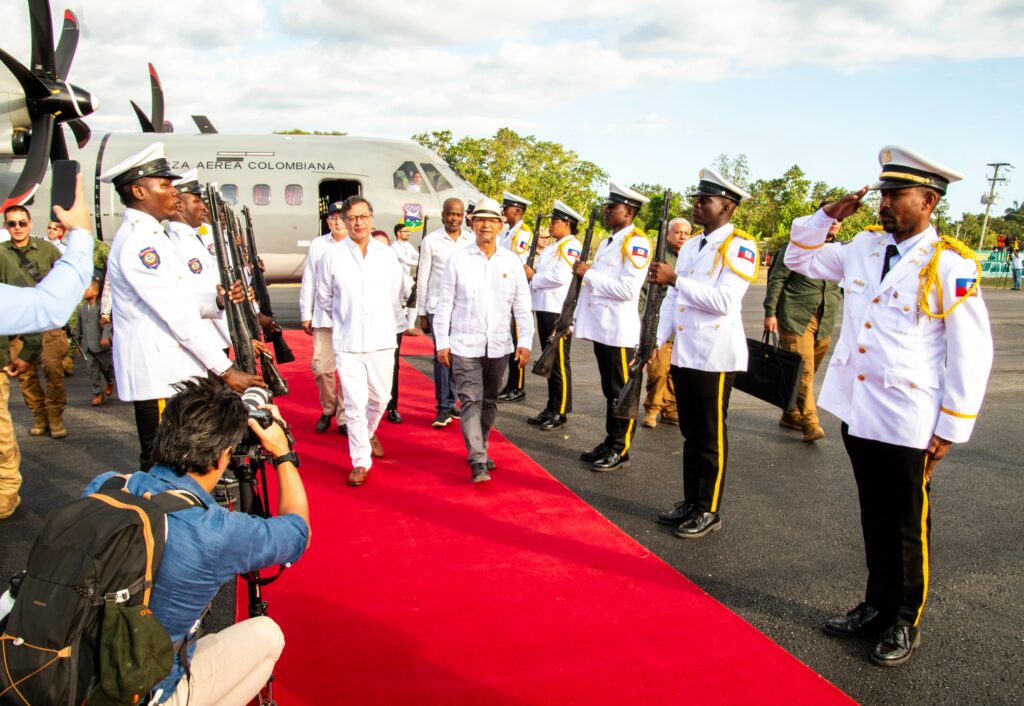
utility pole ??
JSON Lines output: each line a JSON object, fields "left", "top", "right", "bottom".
{"left": 979, "top": 162, "right": 1012, "bottom": 251}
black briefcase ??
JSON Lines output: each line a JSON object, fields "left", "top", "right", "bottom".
{"left": 734, "top": 332, "right": 804, "bottom": 410}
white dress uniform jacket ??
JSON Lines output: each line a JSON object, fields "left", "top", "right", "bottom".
{"left": 574, "top": 225, "right": 652, "bottom": 347}
{"left": 317, "top": 237, "right": 404, "bottom": 354}
{"left": 392, "top": 238, "right": 419, "bottom": 293}
{"left": 433, "top": 245, "right": 534, "bottom": 358}
{"left": 299, "top": 233, "right": 347, "bottom": 328}
{"left": 166, "top": 221, "right": 229, "bottom": 348}
{"left": 657, "top": 223, "right": 758, "bottom": 372}
{"left": 107, "top": 208, "right": 232, "bottom": 401}
{"left": 416, "top": 227, "right": 473, "bottom": 315}
{"left": 785, "top": 209, "right": 993, "bottom": 449}
{"left": 531, "top": 235, "right": 582, "bottom": 313}
{"left": 499, "top": 221, "right": 533, "bottom": 264}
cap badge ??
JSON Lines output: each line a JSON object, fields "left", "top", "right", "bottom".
{"left": 881, "top": 149, "right": 893, "bottom": 163}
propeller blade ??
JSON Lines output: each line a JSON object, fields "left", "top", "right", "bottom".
{"left": 1, "top": 113, "right": 54, "bottom": 212}
{"left": 192, "top": 115, "right": 218, "bottom": 134}
{"left": 28, "top": 0, "right": 56, "bottom": 79}
{"left": 148, "top": 63, "right": 165, "bottom": 133}
{"left": 54, "top": 9, "right": 80, "bottom": 81}
{"left": 0, "top": 47, "right": 50, "bottom": 99}
{"left": 130, "top": 99, "right": 156, "bottom": 132}
{"left": 50, "top": 123, "right": 68, "bottom": 162}
{"left": 68, "top": 118, "right": 91, "bottom": 148}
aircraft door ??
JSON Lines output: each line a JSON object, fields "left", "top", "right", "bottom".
{"left": 318, "top": 179, "right": 361, "bottom": 233}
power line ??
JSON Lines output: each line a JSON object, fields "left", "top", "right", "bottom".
{"left": 979, "top": 162, "right": 1012, "bottom": 251}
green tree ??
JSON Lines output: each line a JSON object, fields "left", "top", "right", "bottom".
{"left": 630, "top": 184, "right": 687, "bottom": 235}
{"left": 274, "top": 129, "right": 348, "bottom": 135}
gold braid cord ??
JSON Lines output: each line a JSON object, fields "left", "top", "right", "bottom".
{"left": 713, "top": 229, "right": 759, "bottom": 283}
{"left": 918, "top": 236, "right": 981, "bottom": 319}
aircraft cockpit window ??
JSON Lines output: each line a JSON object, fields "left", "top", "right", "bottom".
{"left": 220, "top": 184, "right": 238, "bottom": 205}
{"left": 253, "top": 184, "right": 271, "bottom": 206}
{"left": 420, "top": 163, "right": 452, "bottom": 192}
{"left": 285, "top": 184, "right": 303, "bottom": 206}
{"left": 394, "top": 161, "right": 429, "bottom": 193}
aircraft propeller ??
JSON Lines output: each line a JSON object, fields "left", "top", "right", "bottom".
{"left": 0, "top": 0, "right": 99, "bottom": 210}
{"left": 130, "top": 63, "right": 174, "bottom": 133}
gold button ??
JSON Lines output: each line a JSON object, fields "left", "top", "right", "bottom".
{"left": 903, "top": 306, "right": 910, "bottom": 312}
{"left": 677, "top": 325, "right": 683, "bottom": 331}
{"left": 679, "top": 306, "right": 685, "bottom": 312}
{"left": 858, "top": 347, "right": 866, "bottom": 354}
{"left": 864, "top": 322, "right": 872, "bottom": 329}
{"left": 910, "top": 383, "right": 918, "bottom": 389}
{"left": 872, "top": 297, "right": 880, "bottom": 304}
{"left": 715, "top": 324, "right": 720, "bottom": 329}
{"left": 857, "top": 374, "right": 865, "bottom": 381}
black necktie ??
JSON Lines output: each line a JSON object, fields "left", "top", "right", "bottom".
{"left": 880, "top": 244, "right": 899, "bottom": 282}
{"left": 698, "top": 237, "right": 707, "bottom": 251}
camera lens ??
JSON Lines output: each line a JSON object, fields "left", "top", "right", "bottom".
{"left": 240, "top": 386, "right": 272, "bottom": 413}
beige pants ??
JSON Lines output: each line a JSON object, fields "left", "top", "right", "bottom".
{"left": 643, "top": 340, "right": 677, "bottom": 419}
{"left": 18, "top": 329, "right": 69, "bottom": 426}
{"left": 778, "top": 314, "right": 831, "bottom": 428}
{"left": 0, "top": 377, "right": 21, "bottom": 499}
{"left": 311, "top": 327, "right": 346, "bottom": 422}
{"left": 161, "top": 616, "right": 284, "bottom": 706}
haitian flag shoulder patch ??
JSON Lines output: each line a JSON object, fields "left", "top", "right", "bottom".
{"left": 955, "top": 277, "right": 978, "bottom": 297}
{"left": 737, "top": 246, "right": 756, "bottom": 264}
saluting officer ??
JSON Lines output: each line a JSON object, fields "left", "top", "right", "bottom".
{"left": 574, "top": 182, "right": 652, "bottom": 471}
{"left": 785, "top": 146, "right": 993, "bottom": 667}
{"left": 525, "top": 200, "right": 584, "bottom": 430}
{"left": 497, "top": 191, "right": 533, "bottom": 402}
{"left": 650, "top": 168, "right": 757, "bottom": 539}
{"left": 102, "top": 143, "right": 263, "bottom": 470}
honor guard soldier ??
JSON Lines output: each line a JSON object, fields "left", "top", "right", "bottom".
{"left": 650, "top": 167, "right": 757, "bottom": 538}
{"left": 102, "top": 143, "right": 264, "bottom": 470}
{"left": 785, "top": 146, "right": 993, "bottom": 667}
{"left": 498, "top": 191, "right": 533, "bottom": 402}
{"left": 167, "top": 169, "right": 230, "bottom": 353}
{"left": 525, "top": 200, "right": 584, "bottom": 430}
{"left": 574, "top": 182, "right": 652, "bottom": 471}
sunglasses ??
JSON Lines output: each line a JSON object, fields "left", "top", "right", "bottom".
{"left": 6, "top": 220, "right": 28, "bottom": 228}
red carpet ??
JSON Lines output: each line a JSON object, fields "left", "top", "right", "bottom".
{"left": 238, "top": 332, "right": 853, "bottom": 705}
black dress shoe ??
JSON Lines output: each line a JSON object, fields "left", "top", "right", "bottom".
{"left": 657, "top": 501, "right": 696, "bottom": 526}
{"left": 338, "top": 424, "right": 348, "bottom": 436}
{"left": 316, "top": 414, "right": 332, "bottom": 433}
{"left": 498, "top": 388, "right": 526, "bottom": 403}
{"left": 822, "top": 603, "right": 885, "bottom": 638}
{"left": 470, "top": 462, "right": 491, "bottom": 483}
{"left": 674, "top": 511, "right": 721, "bottom": 538}
{"left": 540, "top": 414, "right": 567, "bottom": 430}
{"left": 527, "top": 410, "right": 553, "bottom": 426}
{"left": 870, "top": 625, "right": 920, "bottom": 667}
{"left": 485, "top": 458, "right": 495, "bottom": 471}
{"left": 580, "top": 444, "right": 610, "bottom": 463}
{"left": 591, "top": 451, "right": 630, "bottom": 472}
{"left": 386, "top": 409, "right": 403, "bottom": 424}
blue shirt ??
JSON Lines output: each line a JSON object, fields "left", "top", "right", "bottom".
{"left": 0, "top": 228, "right": 94, "bottom": 336}
{"left": 84, "top": 465, "right": 309, "bottom": 701}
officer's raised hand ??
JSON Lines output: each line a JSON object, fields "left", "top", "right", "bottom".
{"left": 823, "top": 186, "right": 871, "bottom": 221}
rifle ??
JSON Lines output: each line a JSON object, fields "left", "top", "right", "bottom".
{"left": 613, "top": 190, "right": 671, "bottom": 420}
{"left": 532, "top": 207, "right": 598, "bottom": 378}
{"left": 524, "top": 213, "right": 546, "bottom": 270}
{"left": 242, "top": 206, "right": 296, "bottom": 364}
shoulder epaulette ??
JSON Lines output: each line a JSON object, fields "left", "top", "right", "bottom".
{"left": 918, "top": 237, "right": 982, "bottom": 320}
{"left": 938, "top": 235, "right": 978, "bottom": 261}
{"left": 520, "top": 223, "right": 532, "bottom": 233}
{"left": 630, "top": 226, "right": 650, "bottom": 241}
{"left": 713, "top": 231, "right": 759, "bottom": 283}
{"left": 864, "top": 225, "right": 886, "bottom": 232}
{"left": 730, "top": 228, "right": 754, "bottom": 240}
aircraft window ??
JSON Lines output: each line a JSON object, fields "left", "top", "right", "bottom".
{"left": 285, "top": 184, "right": 303, "bottom": 206}
{"left": 253, "top": 184, "right": 271, "bottom": 206}
{"left": 220, "top": 184, "right": 238, "bottom": 205}
{"left": 393, "top": 161, "right": 429, "bottom": 193}
{"left": 420, "top": 163, "right": 453, "bottom": 192}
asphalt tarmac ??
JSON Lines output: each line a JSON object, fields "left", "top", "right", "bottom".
{"left": 2, "top": 282, "right": 1021, "bottom": 705}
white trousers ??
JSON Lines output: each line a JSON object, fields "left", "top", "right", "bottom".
{"left": 336, "top": 349, "right": 395, "bottom": 469}
{"left": 162, "top": 616, "right": 283, "bottom": 706}
{"left": 311, "top": 327, "right": 346, "bottom": 422}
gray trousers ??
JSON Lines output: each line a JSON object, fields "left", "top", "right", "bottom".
{"left": 85, "top": 349, "right": 114, "bottom": 395}
{"left": 451, "top": 354, "right": 506, "bottom": 465}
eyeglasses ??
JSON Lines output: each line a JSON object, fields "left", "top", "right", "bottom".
{"left": 6, "top": 220, "right": 28, "bottom": 228}
{"left": 345, "top": 214, "right": 372, "bottom": 222}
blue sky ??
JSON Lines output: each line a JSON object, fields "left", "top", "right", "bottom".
{"left": 1, "top": 0, "right": 1021, "bottom": 218}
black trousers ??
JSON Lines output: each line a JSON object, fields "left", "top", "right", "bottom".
{"left": 535, "top": 311, "right": 572, "bottom": 415}
{"left": 503, "top": 316, "right": 526, "bottom": 393}
{"left": 133, "top": 398, "right": 165, "bottom": 471}
{"left": 593, "top": 341, "right": 636, "bottom": 455}
{"left": 841, "top": 423, "right": 931, "bottom": 628}
{"left": 670, "top": 367, "right": 735, "bottom": 513}
{"left": 388, "top": 332, "right": 402, "bottom": 411}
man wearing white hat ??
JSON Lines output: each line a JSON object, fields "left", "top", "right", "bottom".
{"left": 497, "top": 191, "right": 534, "bottom": 403}
{"left": 434, "top": 197, "right": 533, "bottom": 482}
{"left": 650, "top": 168, "right": 757, "bottom": 539}
{"left": 525, "top": 200, "right": 584, "bottom": 430}
{"left": 573, "top": 181, "right": 652, "bottom": 471}
{"left": 102, "top": 143, "right": 264, "bottom": 470}
{"left": 784, "top": 146, "right": 993, "bottom": 667}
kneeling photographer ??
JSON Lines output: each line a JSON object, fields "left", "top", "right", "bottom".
{"left": 84, "top": 375, "right": 310, "bottom": 705}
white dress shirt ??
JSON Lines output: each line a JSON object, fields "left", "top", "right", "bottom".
{"left": 433, "top": 244, "right": 534, "bottom": 358}
{"left": 392, "top": 238, "right": 419, "bottom": 294}
{"left": 299, "top": 232, "right": 347, "bottom": 328}
{"left": 415, "top": 227, "right": 473, "bottom": 315}
{"left": 317, "top": 237, "right": 404, "bottom": 354}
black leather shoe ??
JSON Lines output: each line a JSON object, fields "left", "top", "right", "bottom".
{"left": 498, "top": 388, "right": 526, "bottom": 403}
{"left": 386, "top": 409, "right": 403, "bottom": 424}
{"left": 528, "top": 410, "right": 553, "bottom": 425}
{"left": 471, "top": 462, "right": 491, "bottom": 483}
{"left": 540, "top": 414, "right": 567, "bottom": 430}
{"left": 485, "top": 458, "right": 495, "bottom": 471}
{"left": 316, "top": 414, "right": 332, "bottom": 433}
{"left": 657, "top": 501, "right": 696, "bottom": 526}
{"left": 591, "top": 451, "right": 630, "bottom": 472}
{"left": 823, "top": 603, "right": 885, "bottom": 638}
{"left": 870, "top": 625, "right": 920, "bottom": 667}
{"left": 674, "top": 511, "right": 721, "bottom": 538}
{"left": 580, "top": 444, "right": 610, "bottom": 463}
{"left": 337, "top": 424, "right": 348, "bottom": 436}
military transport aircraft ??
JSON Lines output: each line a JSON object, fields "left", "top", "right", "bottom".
{"left": 0, "top": 0, "right": 482, "bottom": 282}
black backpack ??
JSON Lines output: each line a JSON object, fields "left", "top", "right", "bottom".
{"left": 0, "top": 475, "right": 205, "bottom": 706}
